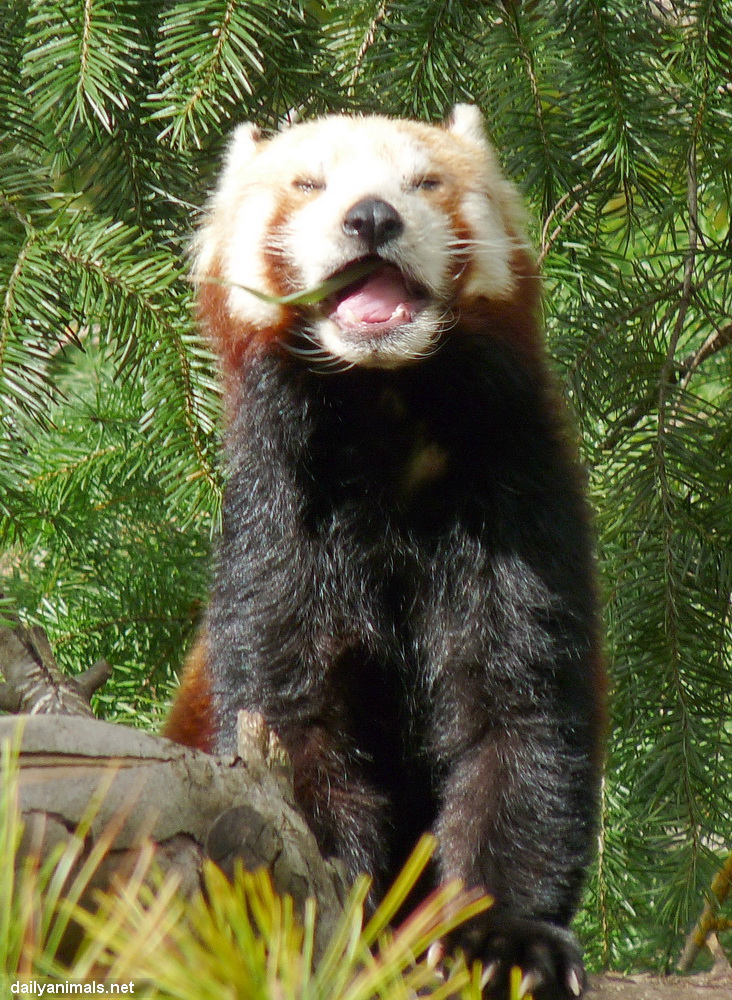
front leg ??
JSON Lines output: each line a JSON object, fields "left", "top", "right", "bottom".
{"left": 277, "top": 716, "right": 391, "bottom": 891}
{"left": 209, "top": 601, "right": 392, "bottom": 889}
{"left": 436, "top": 723, "right": 597, "bottom": 999}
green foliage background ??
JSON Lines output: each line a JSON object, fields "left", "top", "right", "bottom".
{"left": 1, "top": 0, "right": 731, "bottom": 975}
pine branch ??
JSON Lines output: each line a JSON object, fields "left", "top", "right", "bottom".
{"left": 347, "top": 0, "right": 388, "bottom": 91}
{"left": 538, "top": 182, "right": 589, "bottom": 265}
{"left": 677, "top": 322, "right": 732, "bottom": 392}
{"left": 599, "top": 321, "right": 732, "bottom": 452}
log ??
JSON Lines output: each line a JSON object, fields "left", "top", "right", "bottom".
{"left": 0, "top": 612, "right": 110, "bottom": 715}
{"left": 3, "top": 712, "right": 347, "bottom": 956}
{"left": 0, "top": 614, "right": 347, "bottom": 958}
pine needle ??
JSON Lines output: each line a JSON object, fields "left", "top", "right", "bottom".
{"left": 191, "top": 257, "right": 381, "bottom": 307}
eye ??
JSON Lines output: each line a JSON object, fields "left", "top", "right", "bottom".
{"left": 293, "top": 177, "right": 324, "bottom": 193}
{"left": 413, "top": 175, "right": 442, "bottom": 192}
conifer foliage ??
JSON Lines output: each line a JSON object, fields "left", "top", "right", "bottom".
{"left": 1, "top": 0, "right": 731, "bottom": 973}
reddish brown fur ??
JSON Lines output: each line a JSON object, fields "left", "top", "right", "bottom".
{"left": 163, "top": 632, "right": 215, "bottom": 752}
{"left": 197, "top": 256, "right": 295, "bottom": 411}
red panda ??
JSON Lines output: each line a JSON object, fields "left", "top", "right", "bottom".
{"left": 166, "top": 105, "right": 605, "bottom": 1000}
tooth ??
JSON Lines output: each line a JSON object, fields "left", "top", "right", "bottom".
{"left": 567, "top": 966, "right": 583, "bottom": 996}
{"left": 518, "top": 969, "right": 543, "bottom": 998}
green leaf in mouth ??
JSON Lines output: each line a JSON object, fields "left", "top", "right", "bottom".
{"left": 191, "top": 258, "right": 381, "bottom": 306}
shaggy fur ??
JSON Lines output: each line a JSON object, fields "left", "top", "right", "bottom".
{"left": 166, "top": 106, "right": 605, "bottom": 1000}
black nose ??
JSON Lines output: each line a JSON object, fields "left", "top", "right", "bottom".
{"left": 343, "top": 198, "right": 404, "bottom": 249}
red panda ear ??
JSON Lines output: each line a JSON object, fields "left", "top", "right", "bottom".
{"left": 227, "top": 122, "right": 263, "bottom": 161}
{"left": 211, "top": 123, "right": 263, "bottom": 205}
{"left": 279, "top": 107, "right": 300, "bottom": 129}
{"left": 445, "top": 104, "right": 489, "bottom": 148}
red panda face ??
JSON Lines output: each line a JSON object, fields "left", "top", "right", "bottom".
{"left": 195, "top": 105, "right": 533, "bottom": 369}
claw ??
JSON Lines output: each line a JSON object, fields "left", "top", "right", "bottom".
{"left": 567, "top": 966, "right": 583, "bottom": 996}
{"left": 480, "top": 960, "right": 499, "bottom": 989}
{"left": 427, "top": 941, "right": 444, "bottom": 968}
{"left": 518, "top": 969, "right": 543, "bottom": 998}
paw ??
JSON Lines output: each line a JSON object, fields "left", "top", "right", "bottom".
{"left": 449, "top": 912, "right": 586, "bottom": 999}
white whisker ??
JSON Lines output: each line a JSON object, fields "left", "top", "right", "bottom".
{"left": 446, "top": 235, "right": 534, "bottom": 252}
{"left": 286, "top": 330, "right": 356, "bottom": 373}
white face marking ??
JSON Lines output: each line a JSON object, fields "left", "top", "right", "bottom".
{"left": 458, "top": 191, "right": 515, "bottom": 300}
{"left": 283, "top": 128, "right": 451, "bottom": 298}
{"left": 195, "top": 109, "right": 528, "bottom": 368}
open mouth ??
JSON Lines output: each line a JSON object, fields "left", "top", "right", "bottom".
{"left": 325, "top": 258, "right": 430, "bottom": 335}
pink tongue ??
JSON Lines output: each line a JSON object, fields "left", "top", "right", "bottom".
{"left": 335, "top": 267, "right": 413, "bottom": 324}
